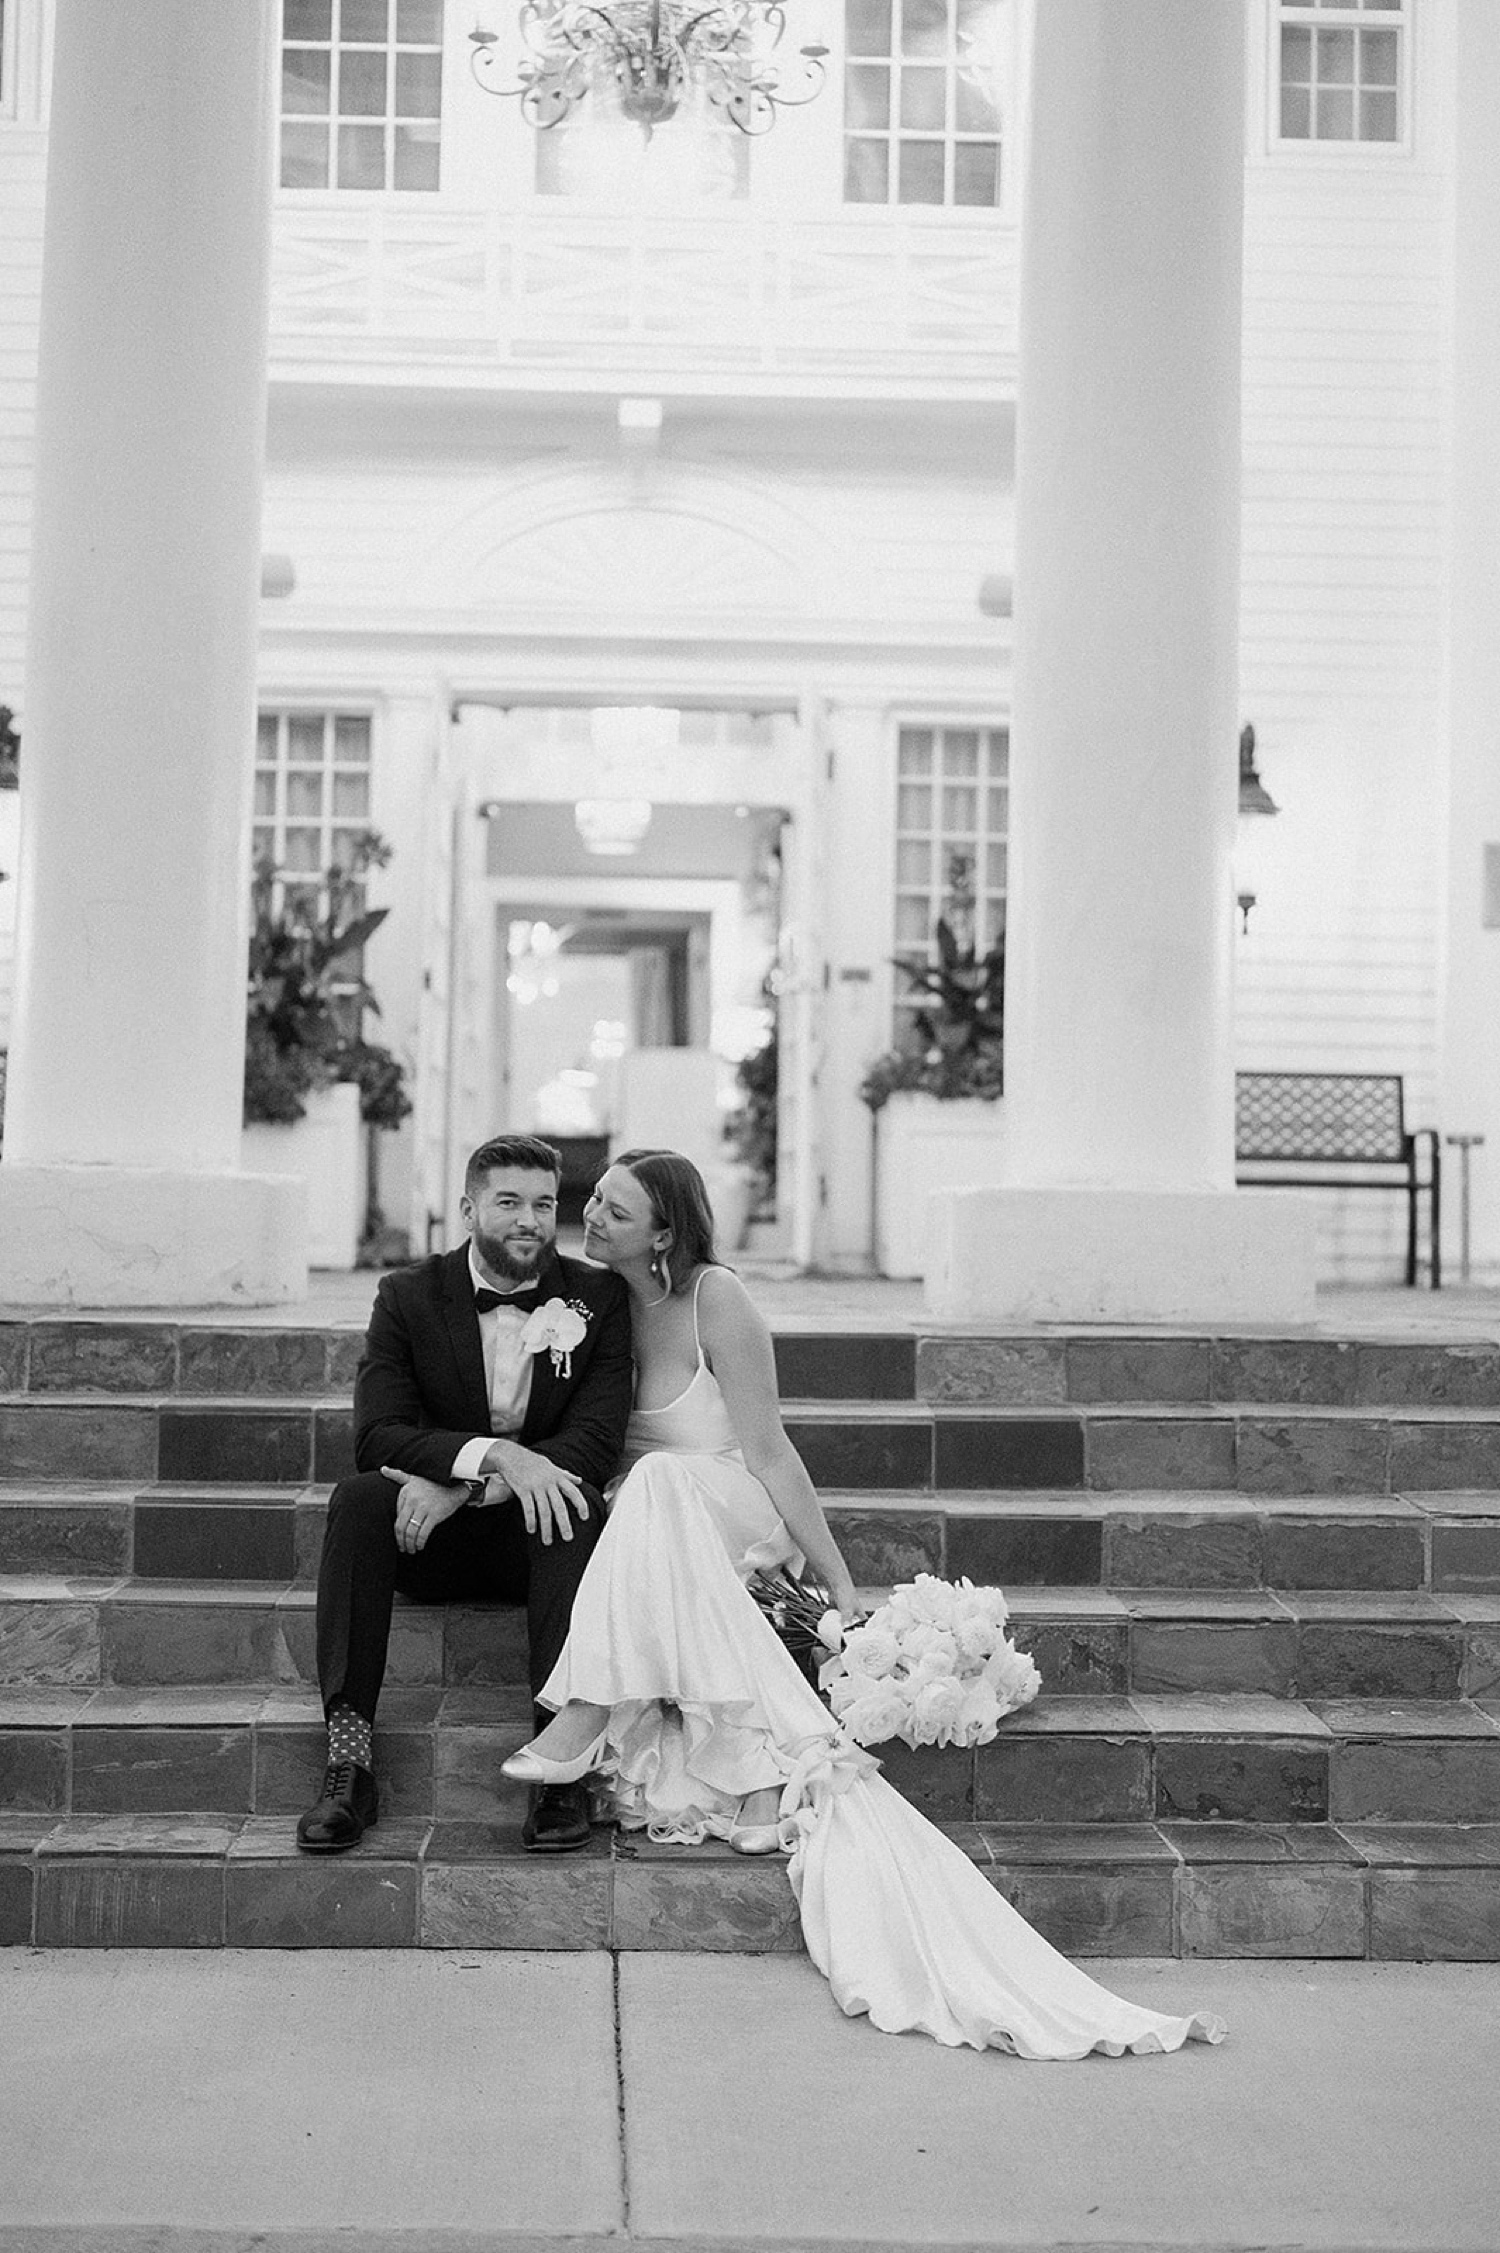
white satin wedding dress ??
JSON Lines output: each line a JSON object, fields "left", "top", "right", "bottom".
{"left": 540, "top": 1285, "right": 1225, "bottom": 2061}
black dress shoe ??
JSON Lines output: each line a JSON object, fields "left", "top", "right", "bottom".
{"left": 522, "top": 1780, "right": 591, "bottom": 1853}
{"left": 295, "top": 1760, "right": 379, "bottom": 1854}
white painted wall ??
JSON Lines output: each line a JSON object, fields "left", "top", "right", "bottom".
{"left": 1234, "top": 0, "right": 1450, "bottom": 1282}
{"left": 1442, "top": 0, "right": 1500, "bottom": 1281}
{"left": 0, "top": 91, "right": 44, "bottom": 707}
{"left": 0, "top": 0, "right": 1493, "bottom": 1297}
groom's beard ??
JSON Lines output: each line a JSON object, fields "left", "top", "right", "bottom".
{"left": 473, "top": 1226, "right": 550, "bottom": 1285}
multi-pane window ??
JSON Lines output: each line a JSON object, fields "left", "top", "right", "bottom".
{"left": 254, "top": 712, "right": 374, "bottom": 918}
{"left": 1277, "top": 0, "right": 1406, "bottom": 145}
{"left": 280, "top": 0, "right": 444, "bottom": 191}
{"left": 893, "top": 724, "right": 1007, "bottom": 1031}
{"left": 844, "top": 0, "right": 1002, "bottom": 208}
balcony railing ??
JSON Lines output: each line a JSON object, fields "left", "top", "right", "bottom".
{"left": 270, "top": 200, "right": 1015, "bottom": 389}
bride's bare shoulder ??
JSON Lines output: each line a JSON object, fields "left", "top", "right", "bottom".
{"left": 693, "top": 1263, "right": 769, "bottom": 1347}
{"left": 693, "top": 1262, "right": 753, "bottom": 1309}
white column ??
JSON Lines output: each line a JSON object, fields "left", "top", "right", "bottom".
{"left": 926, "top": 0, "right": 1314, "bottom": 1324}
{"left": 0, "top": 0, "right": 304, "bottom": 1304}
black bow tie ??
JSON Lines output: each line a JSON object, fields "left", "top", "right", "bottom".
{"left": 474, "top": 1284, "right": 540, "bottom": 1312}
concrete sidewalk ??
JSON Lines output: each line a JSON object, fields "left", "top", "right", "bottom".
{"left": 3, "top": 1952, "right": 1499, "bottom": 2252}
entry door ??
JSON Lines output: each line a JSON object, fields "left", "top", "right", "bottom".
{"left": 776, "top": 766, "right": 826, "bottom": 1269}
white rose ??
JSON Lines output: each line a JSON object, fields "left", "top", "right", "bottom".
{"left": 902, "top": 1575, "right": 955, "bottom": 1627}
{"left": 988, "top": 1645, "right": 1043, "bottom": 1714}
{"left": 954, "top": 1676, "right": 1003, "bottom": 1745}
{"left": 904, "top": 1624, "right": 959, "bottom": 1671}
{"left": 841, "top": 1624, "right": 900, "bottom": 1679}
{"left": 839, "top": 1686, "right": 909, "bottom": 1747}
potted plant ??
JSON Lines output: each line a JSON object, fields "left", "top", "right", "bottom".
{"left": 242, "top": 829, "right": 411, "bottom": 1269}
{"left": 860, "top": 855, "right": 1008, "bottom": 1278}
{"left": 726, "top": 973, "right": 779, "bottom": 1247}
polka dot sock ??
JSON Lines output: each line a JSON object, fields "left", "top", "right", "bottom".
{"left": 327, "top": 1703, "right": 372, "bottom": 1771}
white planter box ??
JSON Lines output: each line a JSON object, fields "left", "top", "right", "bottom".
{"left": 703, "top": 1162, "right": 753, "bottom": 1256}
{"left": 242, "top": 1080, "right": 363, "bottom": 1271}
{"left": 874, "top": 1092, "right": 1009, "bottom": 1279}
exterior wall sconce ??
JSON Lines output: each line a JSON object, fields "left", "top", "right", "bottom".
{"left": 1234, "top": 723, "right": 1279, "bottom": 936}
{"left": 1238, "top": 722, "right": 1279, "bottom": 817}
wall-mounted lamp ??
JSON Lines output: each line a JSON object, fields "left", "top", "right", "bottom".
{"left": 1238, "top": 723, "right": 1278, "bottom": 817}
{"left": 1234, "top": 723, "right": 1279, "bottom": 936}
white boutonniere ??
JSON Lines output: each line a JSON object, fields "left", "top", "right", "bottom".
{"left": 519, "top": 1296, "right": 590, "bottom": 1378}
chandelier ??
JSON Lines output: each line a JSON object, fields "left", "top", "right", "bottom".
{"left": 470, "top": 1, "right": 829, "bottom": 139}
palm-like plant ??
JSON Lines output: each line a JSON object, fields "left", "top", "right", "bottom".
{"left": 244, "top": 830, "right": 407, "bottom": 1127}
{"left": 860, "top": 855, "right": 1005, "bottom": 1111}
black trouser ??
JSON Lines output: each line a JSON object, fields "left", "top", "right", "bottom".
{"left": 314, "top": 1470, "right": 605, "bottom": 1729}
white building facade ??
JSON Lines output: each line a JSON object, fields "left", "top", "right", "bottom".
{"left": 0, "top": 0, "right": 1495, "bottom": 1285}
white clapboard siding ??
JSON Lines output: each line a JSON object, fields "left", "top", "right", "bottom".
{"left": 0, "top": 131, "right": 43, "bottom": 698}
{"left": 1236, "top": 124, "right": 1448, "bottom": 1282}
{"left": 0, "top": 128, "right": 46, "bottom": 1053}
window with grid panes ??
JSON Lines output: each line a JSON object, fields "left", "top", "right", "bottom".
{"left": 254, "top": 713, "right": 375, "bottom": 931}
{"left": 1276, "top": 0, "right": 1406, "bottom": 145}
{"left": 844, "top": 0, "right": 1002, "bottom": 207}
{"left": 280, "top": 0, "right": 444, "bottom": 191}
{"left": 893, "top": 725, "right": 1007, "bottom": 1033}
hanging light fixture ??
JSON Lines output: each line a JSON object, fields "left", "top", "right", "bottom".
{"left": 470, "top": 1, "right": 828, "bottom": 140}
{"left": 575, "top": 797, "right": 654, "bottom": 855}
{"left": 571, "top": 707, "right": 679, "bottom": 855}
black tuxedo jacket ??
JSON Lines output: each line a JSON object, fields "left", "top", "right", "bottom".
{"left": 351, "top": 1244, "right": 633, "bottom": 1496}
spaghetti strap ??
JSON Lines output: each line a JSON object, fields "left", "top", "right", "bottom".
{"left": 690, "top": 1267, "right": 708, "bottom": 1362}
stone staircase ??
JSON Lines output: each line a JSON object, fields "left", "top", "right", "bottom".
{"left": 2, "top": 1315, "right": 1498, "bottom": 1957}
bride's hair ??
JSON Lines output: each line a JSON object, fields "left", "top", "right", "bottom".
{"left": 613, "top": 1148, "right": 725, "bottom": 1295}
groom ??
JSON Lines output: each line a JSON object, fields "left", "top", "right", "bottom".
{"left": 297, "top": 1133, "right": 633, "bottom": 1856}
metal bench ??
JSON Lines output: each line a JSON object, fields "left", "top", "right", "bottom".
{"left": 1234, "top": 1071, "right": 1442, "bottom": 1289}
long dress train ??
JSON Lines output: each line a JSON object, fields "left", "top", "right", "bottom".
{"left": 540, "top": 1298, "right": 1226, "bottom": 2062}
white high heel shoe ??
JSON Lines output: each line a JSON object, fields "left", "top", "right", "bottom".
{"left": 500, "top": 1726, "right": 609, "bottom": 1786}
{"left": 728, "top": 1791, "right": 788, "bottom": 1856}
{"left": 728, "top": 1822, "right": 786, "bottom": 1857}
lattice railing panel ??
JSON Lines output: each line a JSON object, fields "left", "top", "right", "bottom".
{"left": 271, "top": 203, "right": 1013, "bottom": 375}
{"left": 1235, "top": 1072, "right": 1407, "bottom": 1163}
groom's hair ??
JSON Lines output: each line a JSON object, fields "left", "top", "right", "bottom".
{"left": 464, "top": 1135, "right": 563, "bottom": 1194}
{"left": 613, "top": 1148, "right": 724, "bottom": 1295}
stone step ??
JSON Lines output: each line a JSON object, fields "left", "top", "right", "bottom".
{"left": 8, "top": 1392, "right": 1500, "bottom": 1493}
{"left": 2, "top": 1800, "right": 1498, "bottom": 1961}
{"left": 4, "top": 1683, "right": 1500, "bottom": 1829}
{"left": 5, "top": 1481, "right": 1499, "bottom": 1597}
{"left": 7, "top": 1316, "right": 1500, "bottom": 1410}
{"left": 3, "top": 1574, "right": 1498, "bottom": 1701}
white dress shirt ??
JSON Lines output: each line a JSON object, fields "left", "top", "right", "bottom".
{"left": 449, "top": 1247, "right": 540, "bottom": 1481}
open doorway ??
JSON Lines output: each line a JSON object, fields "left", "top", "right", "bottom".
{"left": 499, "top": 906, "right": 713, "bottom": 1223}
{"left": 449, "top": 702, "right": 807, "bottom": 1257}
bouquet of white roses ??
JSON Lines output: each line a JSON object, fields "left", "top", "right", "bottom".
{"left": 819, "top": 1573, "right": 1041, "bottom": 1750}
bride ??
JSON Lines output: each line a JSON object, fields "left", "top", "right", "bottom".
{"left": 502, "top": 1148, "right": 1225, "bottom": 2062}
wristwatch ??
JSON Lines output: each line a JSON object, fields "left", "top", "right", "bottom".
{"left": 462, "top": 1477, "right": 488, "bottom": 1506}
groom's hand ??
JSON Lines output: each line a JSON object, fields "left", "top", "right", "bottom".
{"left": 482, "top": 1439, "right": 591, "bottom": 1547}
{"left": 381, "top": 1466, "right": 467, "bottom": 1554}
